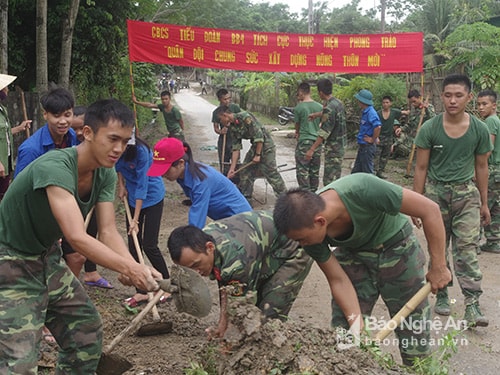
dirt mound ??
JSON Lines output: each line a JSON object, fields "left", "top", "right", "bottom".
{"left": 192, "top": 294, "right": 407, "bottom": 375}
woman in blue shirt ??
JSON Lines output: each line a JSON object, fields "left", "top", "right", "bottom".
{"left": 147, "top": 137, "right": 251, "bottom": 228}
{"left": 116, "top": 135, "right": 170, "bottom": 307}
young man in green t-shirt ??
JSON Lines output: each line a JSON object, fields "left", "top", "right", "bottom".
{"left": 413, "top": 74, "right": 492, "bottom": 327}
{"left": 273, "top": 173, "right": 451, "bottom": 366}
{"left": 477, "top": 89, "right": 500, "bottom": 254}
{"left": 133, "top": 90, "right": 185, "bottom": 141}
{"left": 0, "top": 99, "right": 162, "bottom": 374}
{"left": 307, "top": 78, "right": 347, "bottom": 185}
{"left": 294, "top": 82, "right": 323, "bottom": 191}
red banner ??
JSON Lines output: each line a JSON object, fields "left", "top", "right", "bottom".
{"left": 127, "top": 20, "right": 423, "bottom": 73}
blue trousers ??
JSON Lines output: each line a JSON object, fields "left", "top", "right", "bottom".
{"left": 351, "top": 143, "right": 376, "bottom": 174}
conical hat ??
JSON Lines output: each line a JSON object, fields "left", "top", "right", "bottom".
{"left": 0, "top": 74, "right": 17, "bottom": 90}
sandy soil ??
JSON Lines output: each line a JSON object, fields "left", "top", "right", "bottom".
{"left": 38, "top": 87, "right": 500, "bottom": 374}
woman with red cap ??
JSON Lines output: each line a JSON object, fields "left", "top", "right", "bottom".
{"left": 148, "top": 137, "right": 251, "bottom": 228}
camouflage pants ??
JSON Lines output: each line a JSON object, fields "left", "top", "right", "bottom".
{"left": 252, "top": 247, "right": 313, "bottom": 320}
{"left": 392, "top": 133, "right": 412, "bottom": 159}
{"left": 426, "top": 180, "right": 483, "bottom": 303}
{"left": 483, "top": 172, "right": 500, "bottom": 245}
{"left": 238, "top": 146, "right": 287, "bottom": 200}
{"left": 374, "top": 138, "right": 392, "bottom": 173}
{"left": 0, "top": 244, "right": 103, "bottom": 374}
{"left": 331, "top": 224, "right": 430, "bottom": 364}
{"left": 295, "top": 140, "right": 322, "bottom": 192}
{"left": 323, "top": 138, "right": 345, "bottom": 186}
{"left": 168, "top": 129, "right": 185, "bottom": 141}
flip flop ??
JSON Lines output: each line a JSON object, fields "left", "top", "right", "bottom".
{"left": 123, "top": 296, "right": 148, "bottom": 308}
{"left": 84, "top": 277, "right": 113, "bottom": 289}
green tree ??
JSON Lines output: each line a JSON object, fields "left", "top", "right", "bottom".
{"left": 438, "top": 22, "right": 500, "bottom": 91}
{"left": 323, "top": 0, "right": 379, "bottom": 34}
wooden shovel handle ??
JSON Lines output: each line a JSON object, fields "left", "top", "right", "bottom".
{"left": 123, "top": 199, "right": 161, "bottom": 322}
{"left": 405, "top": 94, "right": 430, "bottom": 176}
{"left": 104, "top": 289, "right": 164, "bottom": 353}
{"left": 15, "top": 85, "right": 30, "bottom": 138}
{"left": 375, "top": 282, "right": 431, "bottom": 341}
{"left": 232, "top": 161, "right": 254, "bottom": 175}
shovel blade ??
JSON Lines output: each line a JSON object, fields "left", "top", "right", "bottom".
{"left": 171, "top": 265, "right": 212, "bottom": 317}
{"left": 96, "top": 352, "right": 132, "bottom": 375}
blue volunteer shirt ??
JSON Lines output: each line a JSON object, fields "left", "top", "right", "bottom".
{"left": 14, "top": 124, "right": 78, "bottom": 178}
{"left": 115, "top": 144, "right": 166, "bottom": 209}
{"left": 356, "top": 106, "right": 381, "bottom": 145}
{"left": 177, "top": 162, "right": 251, "bottom": 228}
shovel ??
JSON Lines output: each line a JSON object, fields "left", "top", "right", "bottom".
{"left": 122, "top": 199, "right": 166, "bottom": 332}
{"left": 375, "top": 282, "right": 432, "bottom": 341}
{"left": 96, "top": 266, "right": 212, "bottom": 375}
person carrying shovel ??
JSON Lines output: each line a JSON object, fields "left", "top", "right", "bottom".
{"left": 216, "top": 106, "right": 286, "bottom": 206}
{"left": 116, "top": 134, "right": 171, "bottom": 308}
{"left": 273, "top": 173, "right": 452, "bottom": 366}
{"left": 167, "top": 210, "right": 313, "bottom": 339}
{"left": 0, "top": 98, "right": 162, "bottom": 374}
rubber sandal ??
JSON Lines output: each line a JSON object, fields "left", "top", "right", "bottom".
{"left": 84, "top": 277, "right": 114, "bottom": 289}
{"left": 123, "top": 296, "right": 148, "bottom": 308}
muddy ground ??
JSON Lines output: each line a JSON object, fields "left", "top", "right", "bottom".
{"left": 38, "top": 87, "right": 500, "bottom": 374}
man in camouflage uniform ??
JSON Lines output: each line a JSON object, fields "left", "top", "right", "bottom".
{"left": 375, "top": 96, "right": 402, "bottom": 178}
{"left": 414, "top": 74, "right": 491, "bottom": 327}
{"left": 307, "top": 78, "right": 346, "bottom": 185}
{"left": 167, "top": 210, "right": 313, "bottom": 338}
{"left": 477, "top": 89, "right": 500, "bottom": 253}
{"left": 211, "top": 88, "right": 241, "bottom": 178}
{"left": 393, "top": 89, "right": 435, "bottom": 158}
{"left": 217, "top": 106, "right": 286, "bottom": 203}
{"left": 274, "top": 173, "right": 451, "bottom": 366}
{"left": 0, "top": 99, "right": 160, "bottom": 374}
{"left": 294, "top": 82, "right": 323, "bottom": 191}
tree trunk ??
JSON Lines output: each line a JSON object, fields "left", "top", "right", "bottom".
{"left": 59, "top": 0, "right": 80, "bottom": 88}
{"left": 0, "top": 0, "right": 8, "bottom": 72}
{"left": 36, "top": 0, "right": 48, "bottom": 92}
{"left": 380, "top": 0, "right": 386, "bottom": 33}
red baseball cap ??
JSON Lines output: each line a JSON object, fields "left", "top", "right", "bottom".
{"left": 147, "top": 137, "right": 186, "bottom": 177}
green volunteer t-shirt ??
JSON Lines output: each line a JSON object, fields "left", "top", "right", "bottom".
{"left": 377, "top": 108, "right": 402, "bottom": 139}
{"left": 294, "top": 101, "right": 323, "bottom": 142}
{"left": 414, "top": 113, "right": 492, "bottom": 183}
{"left": 485, "top": 114, "right": 500, "bottom": 166}
{"left": 0, "top": 147, "right": 117, "bottom": 254}
{"left": 158, "top": 104, "right": 182, "bottom": 133}
{"left": 204, "top": 210, "right": 299, "bottom": 294}
{"left": 304, "top": 173, "right": 409, "bottom": 263}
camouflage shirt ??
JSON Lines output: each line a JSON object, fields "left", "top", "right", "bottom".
{"left": 318, "top": 97, "right": 347, "bottom": 145}
{"left": 204, "top": 210, "right": 300, "bottom": 294}
{"left": 229, "top": 111, "right": 274, "bottom": 151}
{"left": 402, "top": 103, "right": 435, "bottom": 137}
